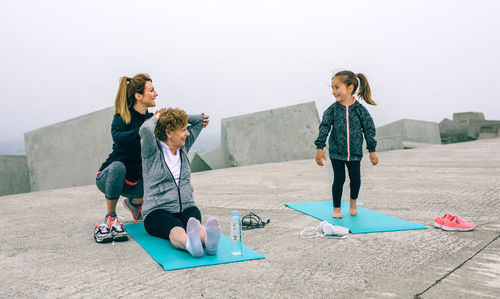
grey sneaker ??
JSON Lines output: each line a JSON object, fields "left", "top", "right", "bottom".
{"left": 123, "top": 198, "right": 143, "bottom": 221}
{"left": 94, "top": 223, "right": 113, "bottom": 243}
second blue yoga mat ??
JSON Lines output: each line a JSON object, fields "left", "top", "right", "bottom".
{"left": 125, "top": 222, "right": 265, "bottom": 271}
{"left": 285, "top": 201, "right": 427, "bottom": 234}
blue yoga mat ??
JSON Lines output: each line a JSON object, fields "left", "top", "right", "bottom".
{"left": 125, "top": 222, "right": 265, "bottom": 271}
{"left": 285, "top": 201, "right": 427, "bottom": 234}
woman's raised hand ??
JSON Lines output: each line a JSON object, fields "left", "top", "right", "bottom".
{"left": 154, "top": 108, "right": 166, "bottom": 120}
{"left": 201, "top": 113, "right": 210, "bottom": 128}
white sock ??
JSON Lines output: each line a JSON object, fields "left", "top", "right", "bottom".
{"left": 185, "top": 217, "right": 203, "bottom": 258}
{"left": 205, "top": 217, "right": 221, "bottom": 255}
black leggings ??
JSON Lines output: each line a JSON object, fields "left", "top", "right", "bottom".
{"left": 144, "top": 206, "right": 201, "bottom": 240}
{"left": 331, "top": 159, "right": 361, "bottom": 208}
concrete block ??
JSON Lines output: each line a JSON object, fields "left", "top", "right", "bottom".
{"left": 0, "top": 155, "right": 31, "bottom": 196}
{"left": 363, "top": 136, "right": 404, "bottom": 153}
{"left": 468, "top": 120, "right": 500, "bottom": 139}
{"left": 221, "top": 101, "right": 320, "bottom": 167}
{"left": 187, "top": 151, "right": 212, "bottom": 172}
{"left": 439, "top": 118, "right": 469, "bottom": 144}
{"left": 200, "top": 146, "right": 228, "bottom": 170}
{"left": 376, "top": 119, "right": 441, "bottom": 144}
{"left": 453, "top": 112, "right": 485, "bottom": 127}
{"left": 477, "top": 132, "right": 499, "bottom": 139}
{"left": 375, "top": 136, "right": 404, "bottom": 152}
{"left": 24, "top": 107, "right": 114, "bottom": 191}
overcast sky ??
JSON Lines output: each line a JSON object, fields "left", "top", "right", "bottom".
{"left": 1, "top": 0, "right": 499, "bottom": 146}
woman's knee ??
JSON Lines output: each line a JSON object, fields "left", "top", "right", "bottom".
{"left": 108, "top": 161, "right": 126, "bottom": 178}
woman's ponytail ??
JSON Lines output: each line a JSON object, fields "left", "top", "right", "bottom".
{"left": 356, "top": 73, "right": 376, "bottom": 105}
{"left": 113, "top": 74, "right": 152, "bottom": 124}
{"left": 115, "top": 76, "right": 131, "bottom": 123}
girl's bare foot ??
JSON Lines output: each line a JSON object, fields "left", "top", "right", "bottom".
{"left": 350, "top": 198, "right": 358, "bottom": 216}
{"left": 333, "top": 207, "right": 342, "bottom": 218}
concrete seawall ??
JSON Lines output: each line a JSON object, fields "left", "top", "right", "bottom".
{"left": 22, "top": 102, "right": 322, "bottom": 190}
{"left": 20, "top": 104, "right": 497, "bottom": 196}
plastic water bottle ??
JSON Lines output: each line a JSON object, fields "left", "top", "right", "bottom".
{"left": 230, "top": 211, "right": 243, "bottom": 255}
{"left": 357, "top": 182, "right": 364, "bottom": 205}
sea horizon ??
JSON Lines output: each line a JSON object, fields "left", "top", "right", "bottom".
{"left": 0, "top": 134, "right": 221, "bottom": 156}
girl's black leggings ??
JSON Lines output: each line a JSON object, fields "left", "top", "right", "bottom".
{"left": 331, "top": 159, "right": 361, "bottom": 208}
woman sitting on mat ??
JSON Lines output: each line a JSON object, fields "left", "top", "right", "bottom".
{"left": 139, "top": 107, "right": 220, "bottom": 257}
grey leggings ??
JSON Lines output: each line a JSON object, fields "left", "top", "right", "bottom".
{"left": 96, "top": 161, "right": 143, "bottom": 200}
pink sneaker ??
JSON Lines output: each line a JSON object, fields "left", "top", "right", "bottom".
{"left": 434, "top": 214, "right": 453, "bottom": 228}
{"left": 441, "top": 216, "right": 474, "bottom": 231}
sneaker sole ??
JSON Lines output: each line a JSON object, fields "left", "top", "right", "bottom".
{"left": 113, "top": 234, "right": 129, "bottom": 242}
{"left": 441, "top": 225, "right": 474, "bottom": 232}
{"left": 94, "top": 235, "right": 114, "bottom": 243}
{"left": 123, "top": 200, "right": 143, "bottom": 222}
{"left": 434, "top": 222, "right": 442, "bottom": 228}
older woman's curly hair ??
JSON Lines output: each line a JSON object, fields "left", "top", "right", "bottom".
{"left": 154, "top": 108, "right": 188, "bottom": 141}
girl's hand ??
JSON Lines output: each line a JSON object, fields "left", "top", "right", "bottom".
{"left": 315, "top": 149, "right": 327, "bottom": 166}
{"left": 369, "top": 152, "right": 379, "bottom": 165}
{"left": 201, "top": 113, "right": 210, "bottom": 128}
{"left": 154, "top": 108, "right": 166, "bottom": 120}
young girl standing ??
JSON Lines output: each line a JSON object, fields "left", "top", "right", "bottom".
{"left": 314, "top": 70, "right": 379, "bottom": 219}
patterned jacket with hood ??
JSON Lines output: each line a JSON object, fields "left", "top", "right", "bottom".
{"left": 314, "top": 99, "right": 377, "bottom": 161}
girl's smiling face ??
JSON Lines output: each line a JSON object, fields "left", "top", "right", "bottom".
{"left": 331, "top": 76, "right": 354, "bottom": 104}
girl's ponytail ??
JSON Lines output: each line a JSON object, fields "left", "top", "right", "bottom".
{"left": 356, "top": 73, "right": 376, "bottom": 106}
{"left": 333, "top": 71, "right": 377, "bottom": 106}
{"left": 115, "top": 76, "right": 131, "bottom": 123}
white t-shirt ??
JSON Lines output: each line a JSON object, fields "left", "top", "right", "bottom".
{"left": 160, "top": 142, "right": 181, "bottom": 186}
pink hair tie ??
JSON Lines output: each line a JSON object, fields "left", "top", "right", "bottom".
{"left": 355, "top": 73, "right": 358, "bottom": 78}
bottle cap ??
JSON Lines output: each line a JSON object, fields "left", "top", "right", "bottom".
{"left": 232, "top": 211, "right": 239, "bottom": 217}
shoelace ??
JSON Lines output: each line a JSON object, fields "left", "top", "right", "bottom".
{"left": 112, "top": 220, "right": 124, "bottom": 232}
{"left": 97, "top": 223, "right": 110, "bottom": 233}
{"left": 443, "top": 214, "right": 453, "bottom": 220}
{"left": 448, "top": 215, "right": 461, "bottom": 223}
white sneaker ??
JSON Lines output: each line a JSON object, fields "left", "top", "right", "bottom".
{"left": 319, "top": 221, "right": 349, "bottom": 236}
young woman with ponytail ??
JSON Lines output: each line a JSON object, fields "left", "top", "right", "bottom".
{"left": 314, "top": 70, "right": 379, "bottom": 219}
{"left": 94, "top": 74, "right": 158, "bottom": 243}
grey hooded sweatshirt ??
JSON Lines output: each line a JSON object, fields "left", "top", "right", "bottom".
{"left": 139, "top": 114, "right": 204, "bottom": 219}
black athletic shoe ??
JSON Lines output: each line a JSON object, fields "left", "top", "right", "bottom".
{"left": 106, "top": 216, "right": 128, "bottom": 242}
{"left": 94, "top": 223, "right": 114, "bottom": 243}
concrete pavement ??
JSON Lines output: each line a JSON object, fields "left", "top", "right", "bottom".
{"left": 1, "top": 137, "right": 499, "bottom": 298}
